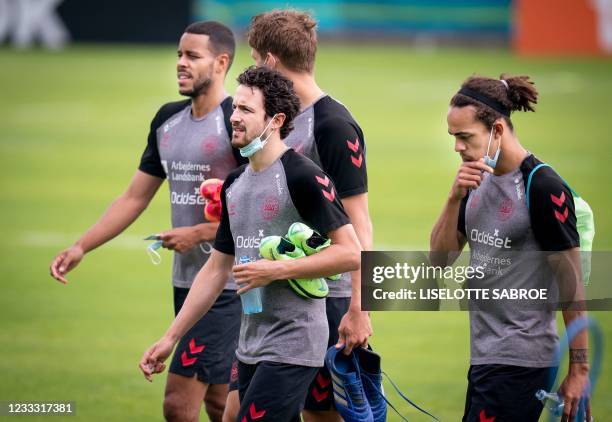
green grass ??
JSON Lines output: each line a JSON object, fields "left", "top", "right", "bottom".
{"left": 0, "top": 44, "right": 610, "bottom": 421}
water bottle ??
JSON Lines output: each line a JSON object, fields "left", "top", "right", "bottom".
{"left": 536, "top": 390, "right": 593, "bottom": 421}
{"left": 536, "top": 390, "right": 564, "bottom": 417}
{"left": 238, "top": 256, "right": 263, "bottom": 314}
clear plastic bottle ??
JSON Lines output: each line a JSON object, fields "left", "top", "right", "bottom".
{"left": 536, "top": 389, "right": 564, "bottom": 417}
{"left": 238, "top": 256, "right": 263, "bottom": 314}
{"left": 535, "top": 390, "right": 593, "bottom": 421}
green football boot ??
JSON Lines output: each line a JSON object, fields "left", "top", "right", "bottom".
{"left": 286, "top": 222, "right": 341, "bottom": 281}
{"left": 259, "top": 235, "right": 329, "bottom": 299}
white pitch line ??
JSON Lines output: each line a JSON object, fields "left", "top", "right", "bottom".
{"left": 20, "top": 232, "right": 427, "bottom": 252}
{"left": 20, "top": 231, "right": 146, "bottom": 250}
{"left": 372, "top": 243, "right": 428, "bottom": 251}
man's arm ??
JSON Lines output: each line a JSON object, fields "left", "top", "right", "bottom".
{"left": 341, "top": 195, "right": 372, "bottom": 305}
{"left": 430, "top": 160, "right": 493, "bottom": 265}
{"left": 49, "top": 170, "right": 163, "bottom": 283}
{"left": 526, "top": 166, "right": 587, "bottom": 421}
{"left": 337, "top": 193, "right": 373, "bottom": 352}
{"left": 158, "top": 222, "right": 220, "bottom": 253}
{"left": 232, "top": 224, "right": 361, "bottom": 294}
{"left": 429, "top": 195, "right": 467, "bottom": 265}
{"left": 548, "top": 249, "right": 590, "bottom": 422}
{"left": 139, "top": 249, "right": 234, "bottom": 381}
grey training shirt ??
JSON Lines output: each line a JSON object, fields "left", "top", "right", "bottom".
{"left": 139, "top": 98, "right": 245, "bottom": 289}
{"left": 214, "top": 149, "right": 351, "bottom": 367}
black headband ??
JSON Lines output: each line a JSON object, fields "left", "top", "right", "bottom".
{"left": 457, "top": 87, "right": 511, "bottom": 117}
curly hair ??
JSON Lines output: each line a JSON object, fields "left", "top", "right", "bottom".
{"left": 237, "top": 66, "right": 301, "bottom": 139}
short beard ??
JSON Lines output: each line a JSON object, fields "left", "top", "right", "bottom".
{"left": 183, "top": 77, "right": 212, "bottom": 98}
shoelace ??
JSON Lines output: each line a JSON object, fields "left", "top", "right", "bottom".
{"left": 361, "top": 371, "right": 439, "bottom": 421}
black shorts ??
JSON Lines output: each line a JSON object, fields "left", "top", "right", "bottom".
{"left": 303, "top": 296, "right": 350, "bottom": 411}
{"left": 237, "top": 360, "right": 318, "bottom": 422}
{"left": 168, "top": 287, "right": 241, "bottom": 385}
{"left": 462, "top": 364, "right": 558, "bottom": 422}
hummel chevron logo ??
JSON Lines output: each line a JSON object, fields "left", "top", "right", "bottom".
{"left": 249, "top": 403, "right": 266, "bottom": 420}
{"left": 479, "top": 409, "right": 496, "bottom": 422}
{"left": 189, "top": 338, "right": 205, "bottom": 354}
{"left": 311, "top": 386, "right": 329, "bottom": 402}
{"left": 550, "top": 191, "right": 569, "bottom": 222}
{"left": 181, "top": 351, "right": 197, "bottom": 367}
{"left": 346, "top": 137, "right": 363, "bottom": 168}
{"left": 351, "top": 153, "right": 363, "bottom": 168}
{"left": 316, "top": 175, "right": 330, "bottom": 187}
{"left": 550, "top": 191, "right": 566, "bottom": 207}
{"left": 316, "top": 175, "right": 335, "bottom": 201}
{"left": 346, "top": 137, "right": 359, "bottom": 153}
{"left": 316, "top": 372, "right": 331, "bottom": 388}
{"left": 322, "top": 187, "right": 336, "bottom": 202}
{"left": 555, "top": 207, "right": 569, "bottom": 223}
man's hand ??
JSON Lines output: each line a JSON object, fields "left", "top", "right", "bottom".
{"left": 160, "top": 226, "right": 204, "bottom": 253}
{"left": 233, "top": 260, "right": 281, "bottom": 294}
{"left": 558, "top": 363, "right": 590, "bottom": 422}
{"left": 139, "top": 335, "right": 177, "bottom": 382}
{"left": 336, "top": 308, "right": 372, "bottom": 354}
{"left": 49, "top": 245, "right": 85, "bottom": 284}
{"left": 450, "top": 159, "right": 493, "bottom": 201}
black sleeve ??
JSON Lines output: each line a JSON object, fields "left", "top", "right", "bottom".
{"left": 529, "top": 168, "right": 580, "bottom": 251}
{"left": 458, "top": 191, "right": 470, "bottom": 237}
{"left": 220, "top": 96, "right": 249, "bottom": 167}
{"left": 282, "top": 151, "right": 351, "bottom": 235}
{"left": 138, "top": 100, "right": 189, "bottom": 178}
{"left": 313, "top": 110, "right": 368, "bottom": 199}
{"left": 213, "top": 165, "right": 246, "bottom": 255}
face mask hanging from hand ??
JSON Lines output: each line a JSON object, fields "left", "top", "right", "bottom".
{"left": 239, "top": 114, "right": 278, "bottom": 158}
{"left": 484, "top": 125, "right": 501, "bottom": 169}
{"left": 147, "top": 240, "right": 163, "bottom": 265}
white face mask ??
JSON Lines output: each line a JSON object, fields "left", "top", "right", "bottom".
{"left": 484, "top": 125, "right": 501, "bottom": 169}
{"left": 238, "top": 114, "right": 277, "bottom": 158}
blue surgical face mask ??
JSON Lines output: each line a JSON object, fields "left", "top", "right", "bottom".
{"left": 239, "top": 114, "right": 277, "bottom": 158}
{"left": 147, "top": 240, "right": 163, "bottom": 265}
{"left": 483, "top": 125, "right": 501, "bottom": 169}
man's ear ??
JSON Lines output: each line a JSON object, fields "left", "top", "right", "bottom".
{"left": 215, "top": 53, "right": 230, "bottom": 74}
{"left": 494, "top": 120, "right": 505, "bottom": 138}
{"left": 272, "top": 113, "right": 286, "bottom": 130}
{"left": 265, "top": 52, "right": 278, "bottom": 68}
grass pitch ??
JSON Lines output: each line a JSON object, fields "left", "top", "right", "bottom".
{"left": 0, "top": 44, "right": 610, "bottom": 420}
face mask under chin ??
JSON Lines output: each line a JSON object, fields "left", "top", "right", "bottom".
{"left": 239, "top": 115, "right": 278, "bottom": 158}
